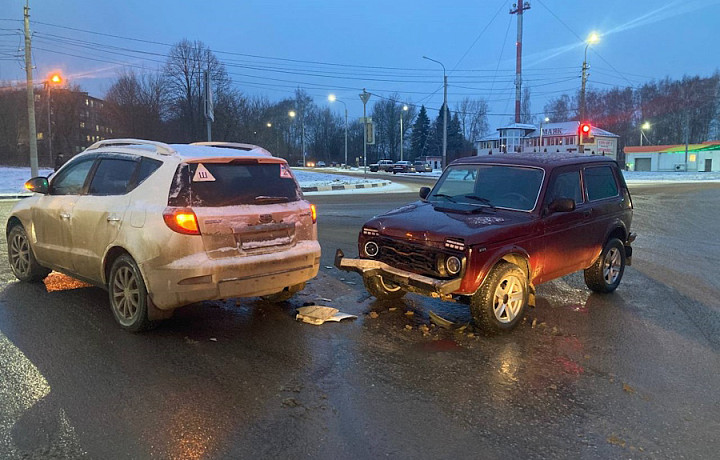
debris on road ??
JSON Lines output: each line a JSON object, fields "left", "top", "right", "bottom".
{"left": 296, "top": 306, "right": 357, "bottom": 325}
{"left": 368, "top": 311, "right": 379, "bottom": 319}
{"left": 428, "top": 310, "right": 454, "bottom": 329}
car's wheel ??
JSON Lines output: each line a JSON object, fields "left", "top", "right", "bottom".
{"left": 7, "top": 225, "right": 50, "bottom": 282}
{"left": 470, "top": 262, "right": 528, "bottom": 333}
{"left": 584, "top": 238, "right": 626, "bottom": 293}
{"left": 108, "top": 254, "right": 152, "bottom": 332}
{"left": 363, "top": 274, "right": 406, "bottom": 300}
{"left": 261, "top": 282, "right": 306, "bottom": 303}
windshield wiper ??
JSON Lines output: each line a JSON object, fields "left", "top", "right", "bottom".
{"left": 464, "top": 195, "right": 496, "bottom": 209}
{"left": 432, "top": 193, "right": 458, "bottom": 203}
{"left": 254, "top": 195, "right": 289, "bottom": 203}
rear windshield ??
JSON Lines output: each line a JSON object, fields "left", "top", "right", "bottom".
{"left": 168, "top": 161, "right": 301, "bottom": 207}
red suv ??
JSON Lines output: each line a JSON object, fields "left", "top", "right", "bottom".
{"left": 336, "top": 154, "right": 634, "bottom": 333}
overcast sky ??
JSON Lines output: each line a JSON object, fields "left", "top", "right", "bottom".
{"left": 1, "top": 0, "right": 719, "bottom": 127}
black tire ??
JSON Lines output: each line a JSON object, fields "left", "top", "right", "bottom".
{"left": 470, "top": 262, "right": 528, "bottom": 333}
{"left": 261, "top": 282, "right": 306, "bottom": 303}
{"left": 7, "top": 225, "right": 50, "bottom": 283}
{"left": 108, "top": 254, "right": 153, "bottom": 332}
{"left": 584, "top": 238, "right": 626, "bottom": 293}
{"left": 363, "top": 274, "right": 406, "bottom": 300}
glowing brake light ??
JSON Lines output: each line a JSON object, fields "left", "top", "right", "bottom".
{"left": 163, "top": 208, "right": 200, "bottom": 235}
{"left": 310, "top": 204, "right": 317, "bottom": 223}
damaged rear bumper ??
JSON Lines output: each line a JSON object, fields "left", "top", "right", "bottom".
{"left": 334, "top": 249, "right": 462, "bottom": 296}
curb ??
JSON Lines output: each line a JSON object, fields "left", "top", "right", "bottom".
{"left": 0, "top": 194, "right": 30, "bottom": 200}
{"left": 301, "top": 180, "right": 391, "bottom": 192}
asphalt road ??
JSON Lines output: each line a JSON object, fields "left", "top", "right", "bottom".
{"left": 0, "top": 182, "right": 719, "bottom": 459}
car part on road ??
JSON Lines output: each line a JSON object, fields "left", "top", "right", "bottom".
{"left": 7, "top": 225, "right": 50, "bottom": 282}
{"left": 295, "top": 305, "right": 357, "bottom": 325}
{"left": 584, "top": 238, "right": 626, "bottom": 293}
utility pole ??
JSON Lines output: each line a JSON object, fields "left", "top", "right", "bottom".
{"left": 510, "top": 2, "right": 530, "bottom": 124}
{"left": 204, "top": 70, "right": 214, "bottom": 141}
{"left": 423, "top": 56, "right": 447, "bottom": 168}
{"left": 359, "top": 89, "right": 371, "bottom": 178}
{"left": 24, "top": 0, "right": 39, "bottom": 177}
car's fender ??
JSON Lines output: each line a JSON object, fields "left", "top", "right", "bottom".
{"left": 459, "top": 244, "right": 532, "bottom": 295}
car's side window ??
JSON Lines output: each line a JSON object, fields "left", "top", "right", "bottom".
{"left": 129, "top": 157, "right": 162, "bottom": 192}
{"left": 546, "top": 170, "right": 583, "bottom": 205}
{"left": 584, "top": 166, "right": 619, "bottom": 201}
{"left": 50, "top": 159, "right": 95, "bottom": 195}
{"left": 88, "top": 158, "right": 138, "bottom": 196}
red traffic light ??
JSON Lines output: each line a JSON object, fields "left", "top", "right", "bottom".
{"left": 579, "top": 123, "right": 591, "bottom": 136}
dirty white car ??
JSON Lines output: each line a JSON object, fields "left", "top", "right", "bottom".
{"left": 6, "top": 139, "right": 321, "bottom": 331}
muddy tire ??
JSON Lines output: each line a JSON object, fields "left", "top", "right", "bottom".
{"left": 470, "top": 262, "right": 528, "bottom": 333}
{"left": 108, "top": 254, "right": 153, "bottom": 332}
{"left": 261, "top": 282, "right": 306, "bottom": 303}
{"left": 363, "top": 274, "right": 406, "bottom": 300}
{"left": 584, "top": 238, "right": 626, "bottom": 293}
{"left": 7, "top": 225, "right": 50, "bottom": 283}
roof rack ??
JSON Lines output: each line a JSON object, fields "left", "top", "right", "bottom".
{"left": 86, "top": 139, "right": 176, "bottom": 156}
{"left": 190, "top": 142, "right": 272, "bottom": 156}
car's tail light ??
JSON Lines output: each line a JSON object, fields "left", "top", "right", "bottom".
{"left": 310, "top": 204, "right": 317, "bottom": 223}
{"left": 163, "top": 207, "right": 200, "bottom": 235}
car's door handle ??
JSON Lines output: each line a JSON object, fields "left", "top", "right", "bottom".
{"left": 60, "top": 212, "right": 71, "bottom": 219}
{"left": 107, "top": 216, "right": 121, "bottom": 222}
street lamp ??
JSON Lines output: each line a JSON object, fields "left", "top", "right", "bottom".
{"left": 580, "top": 32, "right": 600, "bottom": 123}
{"left": 359, "top": 89, "right": 371, "bottom": 177}
{"left": 400, "top": 105, "right": 409, "bottom": 161}
{"left": 289, "top": 110, "right": 306, "bottom": 167}
{"left": 539, "top": 116, "right": 549, "bottom": 152}
{"left": 328, "top": 94, "right": 348, "bottom": 168}
{"left": 423, "top": 56, "right": 447, "bottom": 169}
{"left": 46, "top": 72, "right": 63, "bottom": 165}
{"left": 640, "top": 121, "right": 650, "bottom": 146}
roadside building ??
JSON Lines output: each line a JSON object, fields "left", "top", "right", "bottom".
{"left": 624, "top": 142, "right": 720, "bottom": 172}
{"left": 416, "top": 155, "right": 443, "bottom": 170}
{"left": 475, "top": 121, "right": 619, "bottom": 161}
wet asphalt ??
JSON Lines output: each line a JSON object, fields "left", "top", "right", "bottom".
{"left": 0, "top": 182, "right": 719, "bottom": 459}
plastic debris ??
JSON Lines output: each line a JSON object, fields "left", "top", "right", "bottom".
{"left": 428, "top": 310, "right": 455, "bottom": 329}
{"left": 296, "top": 306, "right": 357, "bottom": 325}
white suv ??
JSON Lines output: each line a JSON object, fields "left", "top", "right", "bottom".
{"left": 6, "top": 139, "right": 321, "bottom": 331}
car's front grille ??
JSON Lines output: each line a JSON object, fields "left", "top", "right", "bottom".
{"left": 374, "top": 237, "right": 455, "bottom": 279}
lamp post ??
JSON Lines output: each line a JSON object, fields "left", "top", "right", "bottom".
{"left": 580, "top": 32, "right": 599, "bottom": 123}
{"left": 46, "top": 72, "right": 62, "bottom": 166}
{"left": 539, "top": 116, "right": 549, "bottom": 152}
{"left": 328, "top": 94, "right": 348, "bottom": 167}
{"left": 400, "top": 105, "right": 408, "bottom": 161}
{"left": 423, "top": 56, "right": 447, "bottom": 169}
{"left": 640, "top": 121, "right": 650, "bottom": 146}
{"left": 289, "top": 110, "right": 305, "bottom": 167}
{"left": 359, "top": 88, "right": 371, "bottom": 178}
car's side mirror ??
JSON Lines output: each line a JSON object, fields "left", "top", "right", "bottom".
{"left": 548, "top": 197, "right": 575, "bottom": 213}
{"left": 25, "top": 177, "right": 49, "bottom": 195}
{"left": 419, "top": 186, "right": 431, "bottom": 200}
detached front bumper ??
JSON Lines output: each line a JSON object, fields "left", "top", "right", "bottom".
{"left": 334, "top": 249, "right": 462, "bottom": 296}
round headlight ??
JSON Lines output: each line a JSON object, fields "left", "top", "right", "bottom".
{"left": 446, "top": 256, "right": 462, "bottom": 275}
{"left": 364, "top": 241, "right": 379, "bottom": 257}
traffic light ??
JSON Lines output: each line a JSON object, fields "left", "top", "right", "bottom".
{"left": 579, "top": 123, "right": 591, "bottom": 137}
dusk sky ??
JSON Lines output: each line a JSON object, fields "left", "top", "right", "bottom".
{"left": 2, "top": 0, "right": 719, "bottom": 127}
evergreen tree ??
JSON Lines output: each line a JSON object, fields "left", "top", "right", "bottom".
{"left": 447, "top": 112, "right": 465, "bottom": 160}
{"left": 410, "top": 105, "right": 430, "bottom": 159}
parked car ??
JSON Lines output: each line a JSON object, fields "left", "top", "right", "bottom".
{"left": 7, "top": 139, "right": 321, "bottom": 331}
{"left": 369, "top": 159, "right": 394, "bottom": 172}
{"left": 413, "top": 161, "right": 433, "bottom": 172}
{"left": 392, "top": 161, "right": 416, "bottom": 174}
{"left": 316, "top": 161, "right": 327, "bottom": 167}
{"left": 336, "top": 154, "right": 634, "bottom": 333}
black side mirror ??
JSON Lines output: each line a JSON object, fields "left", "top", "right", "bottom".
{"left": 419, "top": 186, "right": 431, "bottom": 200}
{"left": 548, "top": 197, "right": 575, "bottom": 213}
{"left": 25, "top": 177, "right": 49, "bottom": 195}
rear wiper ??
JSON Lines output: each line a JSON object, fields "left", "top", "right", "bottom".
{"left": 432, "top": 193, "right": 458, "bottom": 203}
{"left": 464, "top": 195, "right": 496, "bottom": 209}
{"left": 254, "top": 195, "right": 289, "bottom": 203}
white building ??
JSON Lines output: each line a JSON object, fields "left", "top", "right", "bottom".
{"left": 475, "top": 121, "right": 619, "bottom": 160}
{"left": 624, "top": 142, "right": 720, "bottom": 172}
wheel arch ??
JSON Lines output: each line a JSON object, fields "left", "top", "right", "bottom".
{"left": 605, "top": 220, "right": 628, "bottom": 244}
{"left": 103, "top": 246, "right": 142, "bottom": 286}
{"left": 468, "top": 247, "right": 532, "bottom": 295}
{"left": 6, "top": 216, "right": 22, "bottom": 236}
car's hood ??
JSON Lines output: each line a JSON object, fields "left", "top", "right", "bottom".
{"left": 364, "top": 201, "right": 534, "bottom": 246}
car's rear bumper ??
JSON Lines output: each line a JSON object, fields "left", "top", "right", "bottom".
{"left": 334, "top": 249, "right": 461, "bottom": 297}
{"left": 143, "top": 241, "right": 321, "bottom": 310}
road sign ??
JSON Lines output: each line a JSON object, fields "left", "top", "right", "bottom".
{"left": 365, "top": 122, "right": 375, "bottom": 145}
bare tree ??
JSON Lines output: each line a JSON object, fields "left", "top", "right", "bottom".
{"left": 520, "top": 87, "right": 533, "bottom": 124}
{"left": 455, "top": 97, "right": 489, "bottom": 142}
{"left": 104, "top": 70, "right": 168, "bottom": 139}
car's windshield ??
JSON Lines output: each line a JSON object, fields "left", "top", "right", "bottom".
{"left": 429, "top": 164, "right": 544, "bottom": 211}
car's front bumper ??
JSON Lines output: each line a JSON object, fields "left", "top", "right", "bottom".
{"left": 334, "top": 249, "right": 462, "bottom": 297}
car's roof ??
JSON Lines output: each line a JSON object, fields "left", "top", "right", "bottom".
{"left": 80, "top": 140, "right": 283, "bottom": 163}
{"left": 451, "top": 153, "right": 617, "bottom": 168}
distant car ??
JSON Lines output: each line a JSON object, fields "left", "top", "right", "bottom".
{"left": 370, "top": 159, "right": 394, "bottom": 172}
{"left": 413, "top": 161, "right": 433, "bottom": 172}
{"left": 336, "top": 154, "right": 634, "bottom": 333}
{"left": 316, "top": 161, "right": 327, "bottom": 167}
{"left": 392, "top": 161, "right": 416, "bottom": 174}
{"left": 7, "top": 139, "right": 321, "bottom": 331}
